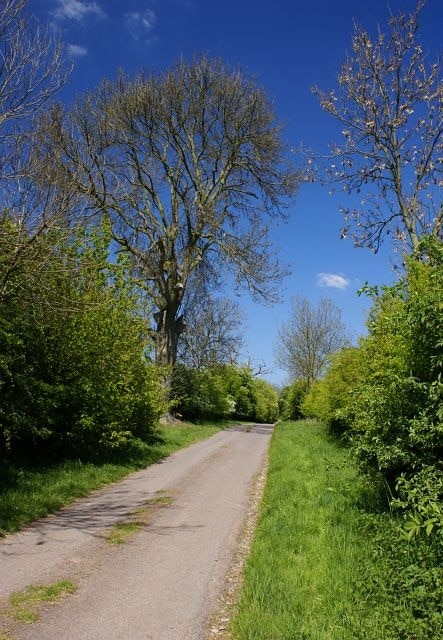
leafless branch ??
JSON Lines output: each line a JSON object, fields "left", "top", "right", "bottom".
{"left": 312, "top": 0, "right": 442, "bottom": 254}
{"left": 275, "top": 296, "right": 349, "bottom": 386}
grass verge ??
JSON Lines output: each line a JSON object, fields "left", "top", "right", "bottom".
{"left": 230, "top": 420, "right": 443, "bottom": 640}
{"left": 0, "top": 422, "right": 226, "bottom": 537}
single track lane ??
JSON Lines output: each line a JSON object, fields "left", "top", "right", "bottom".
{"left": 0, "top": 424, "right": 273, "bottom": 639}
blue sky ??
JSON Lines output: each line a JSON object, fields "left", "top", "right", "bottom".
{"left": 33, "top": 0, "right": 442, "bottom": 385}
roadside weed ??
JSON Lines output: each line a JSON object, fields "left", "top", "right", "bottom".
{"left": 105, "top": 521, "right": 144, "bottom": 545}
{"left": 5, "top": 581, "right": 77, "bottom": 624}
{"left": 104, "top": 492, "right": 174, "bottom": 544}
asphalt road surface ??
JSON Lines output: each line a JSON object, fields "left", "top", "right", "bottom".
{"left": 0, "top": 424, "right": 273, "bottom": 640}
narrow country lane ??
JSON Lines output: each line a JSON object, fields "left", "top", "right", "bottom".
{"left": 0, "top": 424, "right": 273, "bottom": 640}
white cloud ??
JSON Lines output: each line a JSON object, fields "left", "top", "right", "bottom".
{"left": 125, "top": 9, "right": 157, "bottom": 41}
{"left": 67, "top": 43, "right": 88, "bottom": 57}
{"left": 317, "top": 273, "right": 350, "bottom": 290}
{"left": 52, "top": 0, "right": 104, "bottom": 22}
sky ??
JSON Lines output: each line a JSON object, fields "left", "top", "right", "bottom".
{"left": 32, "top": 0, "right": 443, "bottom": 386}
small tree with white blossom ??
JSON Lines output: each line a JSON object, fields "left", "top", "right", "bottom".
{"left": 313, "top": 0, "right": 442, "bottom": 254}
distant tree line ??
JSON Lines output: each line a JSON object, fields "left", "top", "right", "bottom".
{"left": 172, "top": 364, "right": 279, "bottom": 424}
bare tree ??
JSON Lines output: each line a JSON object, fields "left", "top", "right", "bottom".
{"left": 0, "top": 0, "right": 70, "bottom": 301}
{"left": 178, "top": 292, "right": 244, "bottom": 370}
{"left": 275, "top": 296, "right": 348, "bottom": 386}
{"left": 0, "top": 0, "right": 67, "bottom": 172}
{"left": 38, "top": 56, "right": 300, "bottom": 368}
{"left": 312, "top": 0, "right": 442, "bottom": 254}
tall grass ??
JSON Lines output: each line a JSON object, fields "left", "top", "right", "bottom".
{"left": 231, "top": 421, "right": 443, "bottom": 640}
{"left": 0, "top": 422, "right": 225, "bottom": 536}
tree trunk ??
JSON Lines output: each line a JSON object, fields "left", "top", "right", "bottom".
{"left": 153, "top": 300, "right": 186, "bottom": 414}
{"left": 154, "top": 304, "right": 186, "bottom": 368}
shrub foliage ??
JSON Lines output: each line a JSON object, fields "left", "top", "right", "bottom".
{"left": 0, "top": 220, "right": 166, "bottom": 462}
{"left": 172, "top": 364, "right": 279, "bottom": 424}
{"left": 301, "top": 237, "right": 443, "bottom": 539}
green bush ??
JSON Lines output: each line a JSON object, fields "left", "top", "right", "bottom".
{"left": 301, "top": 346, "right": 364, "bottom": 435}
{"left": 0, "top": 220, "right": 166, "bottom": 461}
{"left": 279, "top": 379, "right": 308, "bottom": 420}
{"left": 299, "top": 238, "right": 443, "bottom": 542}
{"left": 172, "top": 364, "right": 279, "bottom": 423}
{"left": 349, "top": 239, "right": 443, "bottom": 485}
{"left": 356, "top": 511, "right": 443, "bottom": 639}
{"left": 252, "top": 378, "right": 279, "bottom": 423}
{"left": 172, "top": 365, "right": 233, "bottom": 421}
{"left": 393, "top": 465, "right": 443, "bottom": 541}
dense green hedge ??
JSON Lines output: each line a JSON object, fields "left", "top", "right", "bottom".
{"left": 0, "top": 212, "right": 280, "bottom": 467}
{"left": 294, "top": 238, "right": 443, "bottom": 635}
{"left": 171, "top": 364, "right": 279, "bottom": 423}
{"left": 301, "top": 237, "right": 443, "bottom": 539}
{"left": 0, "top": 220, "right": 166, "bottom": 463}
{"left": 279, "top": 379, "right": 309, "bottom": 420}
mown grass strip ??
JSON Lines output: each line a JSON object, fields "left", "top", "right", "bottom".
{"left": 230, "top": 421, "right": 398, "bottom": 640}
{"left": 0, "top": 422, "right": 226, "bottom": 536}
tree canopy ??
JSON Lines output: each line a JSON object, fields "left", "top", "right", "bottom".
{"left": 38, "top": 56, "right": 300, "bottom": 368}
{"left": 275, "top": 296, "right": 349, "bottom": 386}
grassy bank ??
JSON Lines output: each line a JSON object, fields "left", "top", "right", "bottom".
{"left": 231, "top": 421, "right": 443, "bottom": 640}
{"left": 0, "top": 422, "right": 226, "bottom": 536}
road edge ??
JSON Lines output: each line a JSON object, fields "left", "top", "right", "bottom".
{"left": 206, "top": 430, "right": 272, "bottom": 639}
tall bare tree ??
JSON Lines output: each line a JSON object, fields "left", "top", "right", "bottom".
{"left": 178, "top": 293, "right": 244, "bottom": 369}
{"left": 275, "top": 296, "right": 348, "bottom": 386}
{"left": 0, "top": 0, "right": 70, "bottom": 300}
{"left": 38, "top": 56, "right": 299, "bottom": 368}
{"left": 313, "top": 0, "right": 442, "bottom": 254}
